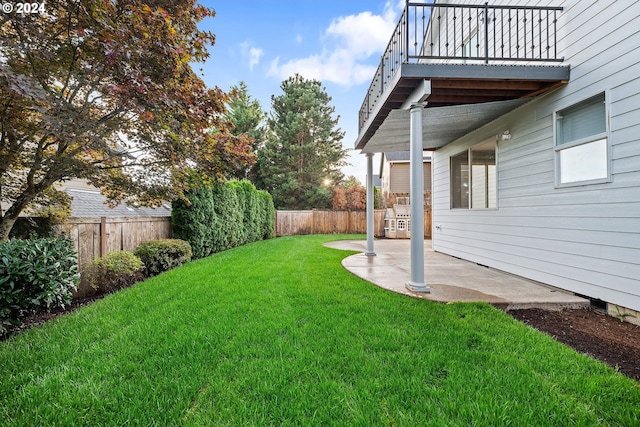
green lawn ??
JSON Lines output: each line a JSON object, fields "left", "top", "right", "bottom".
{"left": 1, "top": 235, "right": 638, "bottom": 426}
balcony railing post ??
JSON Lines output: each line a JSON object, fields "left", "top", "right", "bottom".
{"left": 358, "top": 2, "right": 564, "bottom": 134}
{"left": 484, "top": 2, "right": 489, "bottom": 64}
{"left": 405, "top": 0, "right": 410, "bottom": 60}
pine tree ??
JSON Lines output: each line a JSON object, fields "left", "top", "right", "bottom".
{"left": 225, "top": 82, "right": 266, "bottom": 180}
{"left": 259, "top": 75, "right": 347, "bottom": 209}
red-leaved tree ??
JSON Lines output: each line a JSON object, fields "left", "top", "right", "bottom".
{"left": 332, "top": 176, "right": 366, "bottom": 210}
{"left": 0, "top": 1, "right": 255, "bottom": 240}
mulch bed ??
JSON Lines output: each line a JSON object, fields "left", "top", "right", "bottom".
{"left": 509, "top": 307, "right": 640, "bottom": 382}
{"left": 1, "top": 295, "right": 105, "bottom": 341}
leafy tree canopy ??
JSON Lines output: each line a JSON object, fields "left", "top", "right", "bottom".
{"left": 332, "top": 175, "right": 366, "bottom": 210}
{"left": 224, "top": 81, "right": 266, "bottom": 180}
{"left": 0, "top": 0, "right": 255, "bottom": 240}
{"left": 259, "top": 74, "right": 347, "bottom": 210}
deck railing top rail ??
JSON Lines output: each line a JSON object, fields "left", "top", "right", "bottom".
{"left": 359, "top": 1, "right": 564, "bottom": 131}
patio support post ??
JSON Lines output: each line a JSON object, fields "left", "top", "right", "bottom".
{"left": 365, "top": 153, "right": 376, "bottom": 256}
{"left": 406, "top": 103, "right": 430, "bottom": 293}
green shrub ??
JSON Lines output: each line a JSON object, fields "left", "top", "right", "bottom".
{"left": 134, "top": 239, "right": 192, "bottom": 277}
{"left": 8, "top": 217, "right": 60, "bottom": 239}
{"left": 258, "top": 189, "right": 276, "bottom": 239}
{"left": 172, "top": 186, "right": 219, "bottom": 259}
{"left": 0, "top": 237, "right": 79, "bottom": 333}
{"left": 230, "top": 180, "right": 262, "bottom": 244}
{"left": 211, "top": 183, "right": 243, "bottom": 251}
{"left": 85, "top": 251, "right": 144, "bottom": 295}
{"left": 172, "top": 180, "right": 275, "bottom": 259}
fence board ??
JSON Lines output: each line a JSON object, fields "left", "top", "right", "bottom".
{"left": 59, "top": 216, "right": 172, "bottom": 297}
{"left": 275, "top": 209, "right": 415, "bottom": 237}
{"left": 276, "top": 210, "right": 314, "bottom": 236}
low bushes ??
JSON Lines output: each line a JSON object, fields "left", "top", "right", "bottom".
{"left": 133, "top": 239, "right": 192, "bottom": 278}
{"left": 85, "top": 251, "right": 144, "bottom": 295}
{"left": 172, "top": 180, "right": 275, "bottom": 259}
{"left": 0, "top": 237, "right": 79, "bottom": 333}
{"left": 1, "top": 234, "right": 191, "bottom": 335}
{"left": 84, "top": 239, "right": 191, "bottom": 296}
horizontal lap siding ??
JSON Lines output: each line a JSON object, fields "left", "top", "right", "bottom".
{"left": 433, "top": 0, "right": 640, "bottom": 311}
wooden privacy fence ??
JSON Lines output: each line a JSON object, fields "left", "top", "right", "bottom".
{"left": 276, "top": 209, "right": 432, "bottom": 238}
{"left": 59, "top": 216, "right": 172, "bottom": 295}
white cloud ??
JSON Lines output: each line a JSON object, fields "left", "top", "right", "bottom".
{"left": 267, "top": 0, "right": 403, "bottom": 86}
{"left": 295, "top": 34, "right": 303, "bottom": 44}
{"left": 239, "top": 41, "right": 264, "bottom": 71}
{"left": 248, "top": 47, "right": 264, "bottom": 70}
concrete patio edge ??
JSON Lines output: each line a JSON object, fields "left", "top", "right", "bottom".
{"left": 325, "top": 239, "right": 589, "bottom": 310}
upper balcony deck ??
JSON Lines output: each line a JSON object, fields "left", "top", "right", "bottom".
{"left": 356, "top": 2, "right": 570, "bottom": 150}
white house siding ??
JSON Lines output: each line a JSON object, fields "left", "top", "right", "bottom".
{"left": 431, "top": 0, "right": 640, "bottom": 312}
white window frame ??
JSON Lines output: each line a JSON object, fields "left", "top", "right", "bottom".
{"left": 450, "top": 138, "right": 498, "bottom": 210}
{"left": 554, "top": 92, "right": 611, "bottom": 187}
{"left": 463, "top": 29, "right": 479, "bottom": 59}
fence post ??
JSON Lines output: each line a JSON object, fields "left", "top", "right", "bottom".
{"left": 100, "top": 217, "right": 107, "bottom": 257}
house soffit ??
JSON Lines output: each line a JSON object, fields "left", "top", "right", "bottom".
{"left": 361, "top": 98, "right": 530, "bottom": 154}
{"left": 355, "top": 63, "right": 570, "bottom": 151}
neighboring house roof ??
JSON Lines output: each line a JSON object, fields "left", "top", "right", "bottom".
{"left": 67, "top": 189, "right": 171, "bottom": 218}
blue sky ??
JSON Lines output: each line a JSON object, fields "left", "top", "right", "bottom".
{"left": 197, "top": 0, "right": 405, "bottom": 183}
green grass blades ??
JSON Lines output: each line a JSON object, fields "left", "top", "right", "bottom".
{"left": 1, "top": 235, "right": 639, "bottom": 426}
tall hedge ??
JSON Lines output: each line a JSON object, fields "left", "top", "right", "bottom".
{"left": 172, "top": 180, "right": 275, "bottom": 259}
{"left": 171, "top": 186, "right": 216, "bottom": 259}
{"left": 258, "top": 190, "right": 275, "bottom": 240}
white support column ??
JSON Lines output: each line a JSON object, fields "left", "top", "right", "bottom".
{"left": 406, "top": 103, "right": 430, "bottom": 293}
{"left": 365, "top": 153, "right": 376, "bottom": 256}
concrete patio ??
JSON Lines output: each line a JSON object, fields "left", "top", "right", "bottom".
{"left": 325, "top": 239, "right": 589, "bottom": 310}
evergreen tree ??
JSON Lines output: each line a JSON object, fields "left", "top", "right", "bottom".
{"left": 259, "top": 74, "right": 347, "bottom": 209}
{"left": 225, "top": 82, "right": 266, "bottom": 180}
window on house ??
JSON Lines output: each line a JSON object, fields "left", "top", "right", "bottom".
{"left": 463, "top": 30, "right": 479, "bottom": 58}
{"left": 451, "top": 139, "right": 497, "bottom": 209}
{"left": 397, "top": 220, "right": 406, "bottom": 231}
{"left": 471, "top": 143, "right": 497, "bottom": 209}
{"left": 555, "top": 93, "right": 609, "bottom": 185}
{"left": 389, "top": 219, "right": 396, "bottom": 232}
{"left": 451, "top": 151, "right": 469, "bottom": 208}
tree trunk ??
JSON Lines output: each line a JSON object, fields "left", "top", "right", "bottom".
{"left": 0, "top": 216, "right": 17, "bottom": 242}
{"left": 0, "top": 191, "right": 38, "bottom": 241}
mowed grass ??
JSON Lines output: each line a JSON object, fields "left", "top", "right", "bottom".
{"left": 1, "top": 235, "right": 639, "bottom": 426}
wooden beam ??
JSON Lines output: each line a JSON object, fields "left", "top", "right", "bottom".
{"left": 521, "top": 80, "right": 569, "bottom": 98}
{"left": 430, "top": 79, "right": 544, "bottom": 91}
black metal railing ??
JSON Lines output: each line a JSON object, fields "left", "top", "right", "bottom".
{"left": 359, "top": 2, "right": 563, "bottom": 130}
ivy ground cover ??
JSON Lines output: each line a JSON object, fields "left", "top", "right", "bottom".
{"left": 1, "top": 235, "right": 639, "bottom": 426}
